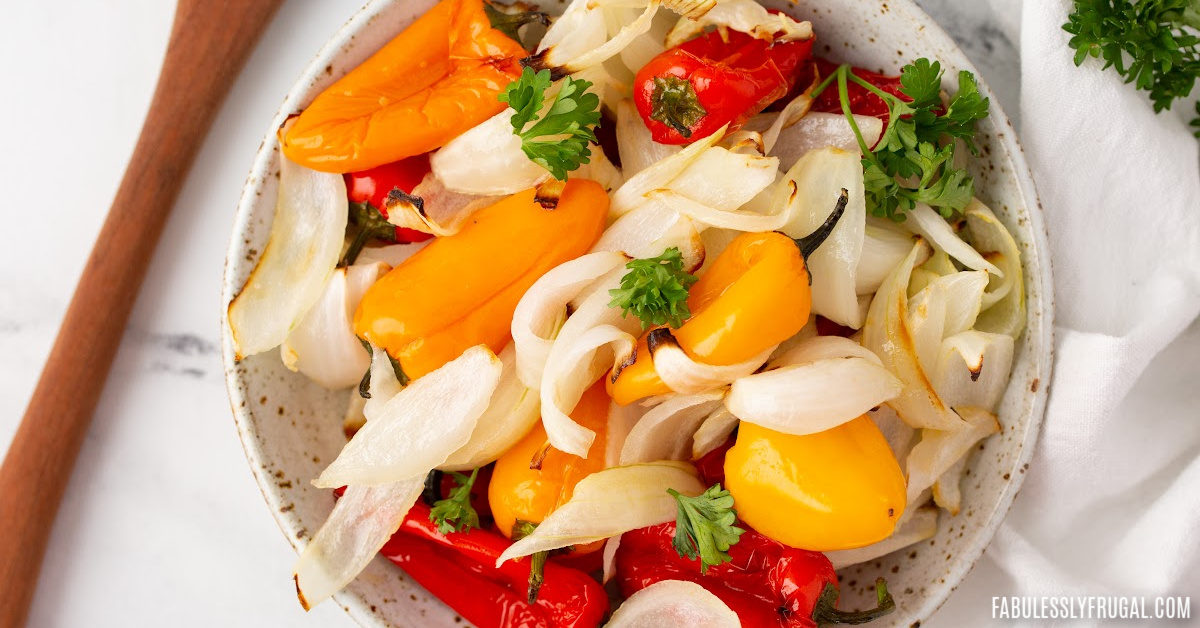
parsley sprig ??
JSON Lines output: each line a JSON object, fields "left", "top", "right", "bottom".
{"left": 1064, "top": 0, "right": 1200, "bottom": 135}
{"left": 608, "top": 247, "right": 698, "bottom": 330}
{"left": 428, "top": 468, "right": 481, "bottom": 534}
{"left": 813, "top": 59, "right": 990, "bottom": 220}
{"left": 668, "top": 484, "right": 745, "bottom": 573}
{"left": 500, "top": 67, "right": 602, "bottom": 181}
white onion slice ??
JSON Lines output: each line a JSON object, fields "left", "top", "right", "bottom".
{"left": 867, "top": 405, "right": 917, "bottom": 469}
{"left": 573, "top": 142, "right": 625, "bottom": 193}
{"left": 381, "top": 171, "right": 495, "bottom": 237}
{"left": 606, "top": 401, "right": 649, "bottom": 468}
{"left": 726, "top": 357, "right": 901, "bottom": 436}
{"left": 541, "top": 324, "right": 637, "bottom": 457}
{"left": 862, "top": 240, "right": 966, "bottom": 431}
{"left": 361, "top": 343, "right": 402, "bottom": 419}
{"left": 314, "top": 345, "right": 502, "bottom": 487}
{"left": 539, "top": 0, "right": 660, "bottom": 72}
{"left": 439, "top": 344, "right": 542, "bottom": 471}
{"left": 649, "top": 329, "right": 775, "bottom": 394}
{"left": 692, "top": 406, "right": 740, "bottom": 459}
{"left": 932, "top": 330, "right": 1015, "bottom": 414}
{"left": 906, "top": 203, "right": 1002, "bottom": 277}
{"left": 932, "top": 457, "right": 968, "bottom": 515}
{"left": 602, "top": 534, "right": 624, "bottom": 584}
{"left": 430, "top": 110, "right": 550, "bottom": 196}
{"left": 905, "top": 406, "right": 999, "bottom": 505}
{"left": 858, "top": 219, "right": 915, "bottom": 295}
{"left": 696, "top": 227, "right": 742, "bottom": 276}
{"left": 611, "top": 128, "right": 725, "bottom": 216}
{"left": 664, "top": 147, "right": 779, "bottom": 213}
{"left": 281, "top": 262, "right": 389, "bottom": 390}
{"left": 965, "top": 199, "right": 1025, "bottom": 338}
{"left": 825, "top": 506, "right": 938, "bottom": 570}
{"left": 293, "top": 477, "right": 423, "bottom": 610}
{"left": 604, "top": 580, "right": 741, "bottom": 628}
{"left": 764, "top": 112, "right": 884, "bottom": 170}
{"left": 498, "top": 461, "right": 705, "bottom": 564}
{"left": 228, "top": 157, "right": 347, "bottom": 359}
{"left": 617, "top": 99, "right": 680, "bottom": 176}
{"left": 665, "top": 0, "right": 812, "bottom": 47}
{"left": 768, "top": 335, "right": 882, "bottom": 368}
{"left": 620, "top": 390, "right": 726, "bottom": 464}
{"left": 512, "top": 252, "right": 629, "bottom": 389}
{"left": 651, "top": 189, "right": 787, "bottom": 233}
{"left": 778, "top": 147, "right": 866, "bottom": 328}
{"left": 592, "top": 200, "right": 705, "bottom": 271}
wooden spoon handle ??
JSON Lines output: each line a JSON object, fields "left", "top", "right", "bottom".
{"left": 0, "top": 1, "right": 284, "bottom": 625}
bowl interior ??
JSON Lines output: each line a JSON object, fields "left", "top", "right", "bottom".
{"left": 221, "top": 1, "right": 1052, "bottom": 625}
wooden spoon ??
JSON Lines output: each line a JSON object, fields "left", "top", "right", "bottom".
{"left": 0, "top": 1, "right": 285, "bottom": 625}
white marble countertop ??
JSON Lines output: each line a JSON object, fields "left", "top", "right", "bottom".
{"left": 0, "top": 1, "right": 1021, "bottom": 625}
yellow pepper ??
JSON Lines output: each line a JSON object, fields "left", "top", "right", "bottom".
{"left": 608, "top": 191, "right": 848, "bottom": 405}
{"left": 489, "top": 381, "right": 609, "bottom": 553}
{"left": 354, "top": 180, "right": 608, "bottom": 379}
{"left": 724, "top": 418, "right": 907, "bottom": 551}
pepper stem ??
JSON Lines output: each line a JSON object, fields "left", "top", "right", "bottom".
{"left": 527, "top": 550, "right": 548, "bottom": 603}
{"left": 340, "top": 226, "right": 373, "bottom": 268}
{"left": 810, "top": 578, "right": 896, "bottom": 625}
{"left": 793, "top": 188, "right": 849, "bottom": 262}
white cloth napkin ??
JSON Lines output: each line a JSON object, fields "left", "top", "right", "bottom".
{"left": 938, "top": 0, "right": 1200, "bottom": 625}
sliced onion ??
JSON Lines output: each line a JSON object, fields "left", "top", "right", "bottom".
{"left": 611, "top": 128, "right": 726, "bottom": 217}
{"left": 430, "top": 110, "right": 549, "bottom": 196}
{"left": 765, "top": 112, "right": 884, "bottom": 170}
{"left": 314, "top": 345, "right": 502, "bottom": 487}
{"left": 606, "top": 401, "right": 649, "bottom": 468}
{"left": 354, "top": 241, "right": 428, "bottom": 267}
{"left": 932, "top": 330, "right": 1015, "bottom": 414}
{"left": 615, "top": 7, "right": 672, "bottom": 76}
{"left": 692, "top": 406, "right": 740, "bottom": 459}
{"left": 665, "top": 0, "right": 812, "bottom": 48}
{"left": 497, "top": 461, "right": 705, "bottom": 564}
{"left": 293, "top": 477, "right": 423, "bottom": 610}
{"left": 512, "top": 252, "right": 629, "bottom": 389}
{"left": 696, "top": 227, "right": 742, "bottom": 276}
{"left": 663, "top": 146, "right": 779, "bottom": 212}
{"left": 362, "top": 342, "right": 402, "bottom": 418}
{"left": 342, "top": 391, "right": 367, "bottom": 439}
{"left": 768, "top": 335, "right": 882, "bottom": 369}
{"left": 603, "top": 535, "right": 624, "bottom": 584}
{"left": 541, "top": 324, "right": 637, "bottom": 457}
{"left": 616, "top": 99, "right": 681, "bottom": 176}
{"left": 592, "top": 200, "right": 705, "bottom": 271}
{"left": 932, "top": 457, "right": 968, "bottom": 515}
{"left": 381, "top": 171, "right": 496, "bottom": 237}
{"left": 825, "top": 506, "right": 938, "bottom": 570}
{"left": 858, "top": 219, "right": 915, "bottom": 295}
{"left": 905, "top": 406, "right": 999, "bottom": 505}
{"left": 965, "top": 199, "right": 1025, "bottom": 338}
{"left": 906, "top": 203, "right": 1002, "bottom": 277}
{"left": 650, "top": 329, "right": 775, "bottom": 394}
{"left": 620, "top": 390, "right": 726, "bottom": 464}
{"left": 605, "top": 580, "right": 741, "bottom": 627}
{"left": 228, "top": 157, "right": 348, "bottom": 359}
{"left": 539, "top": 0, "right": 660, "bottom": 72}
{"left": 867, "top": 405, "right": 917, "bottom": 469}
{"left": 281, "top": 262, "right": 389, "bottom": 390}
{"left": 778, "top": 147, "right": 866, "bottom": 328}
{"left": 651, "top": 189, "right": 787, "bottom": 233}
{"left": 862, "top": 240, "right": 967, "bottom": 431}
{"left": 573, "top": 141, "right": 625, "bottom": 193}
{"left": 727, "top": 357, "right": 901, "bottom": 436}
{"left": 439, "top": 344, "right": 542, "bottom": 471}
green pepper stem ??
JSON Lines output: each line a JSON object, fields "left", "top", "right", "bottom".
{"left": 339, "top": 226, "right": 373, "bottom": 268}
{"left": 793, "top": 188, "right": 849, "bottom": 263}
{"left": 527, "top": 550, "right": 548, "bottom": 604}
{"left": 811, "top": 578, "right": 896, "bottom": 625}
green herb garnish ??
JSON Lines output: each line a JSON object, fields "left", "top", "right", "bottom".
{"left": 667, "top": 484, "right": 745, "bottom": 573}
{"left": 608, "top": 247, "right": 698, "bottom": 330}
{"left": 500, "top": 67, "right": 602, "bottom": 181}
{"left": 428, "top": 468, "right": 481, "bottom": 534}
{"left": 1064, "top": 0, "right": 1200, "bottom": 135}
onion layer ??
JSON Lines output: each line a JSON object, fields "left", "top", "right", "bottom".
{"left": 965, "top": 199, "right": 1025, "bottom": 338}
{"left": 604, "top": 580, "right": 741, "bottom": 627}
{"left": 440, "top": 344, "right": 542, "bottom": 471}
{"left": 825, "top": 506, "right": 938, "bottom": 570}
{"left": 649, "top": 329, "right": 775, "bottom": 395}
{"left": 905, "top": 406, "right": 1000, "bottom": 505}
{"left": 620, "top": 390, "right": 726, "bottom": 464}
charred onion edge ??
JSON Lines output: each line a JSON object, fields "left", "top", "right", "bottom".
{"left": 611, "top": 343, "right": 639, "bottom": 383}
{"left": 520, "top": 51, "right": 569, "bottom": 81}
{"left": 384, "top": 188, "right": 427, "bottom": 218}
{"left": 535, "top": 178, "right": 566, "bottom": 209}
{"left": 646, "top": 327, "right": 680, "bottom": 358}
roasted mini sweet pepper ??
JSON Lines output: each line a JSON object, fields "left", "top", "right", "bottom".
{"left": 354, "top": 180, "right": 608, "bottom": 379}
{"left": 725, "top": 418, "right": 906, "bottom": 552}
{"left": 616, "top": 522, "right": 896, "bottom": 627}
{"left": 608, "top": 193, "right": 847, "bottom": 405}
{"left": 282, "top": 0, "right": 528, "bottom": 172}
{"left": 340, "top": 155, "right": 435, "bottom": 265}
{"left": 490, "top": 380, "right": 608, "bottom": 553}
{"left": 382, "top": 502, "right": 609, "bottom": 628}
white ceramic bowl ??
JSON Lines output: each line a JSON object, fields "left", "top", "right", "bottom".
{"left": 221, "top": 1, "right": 1054, "bottom": 625}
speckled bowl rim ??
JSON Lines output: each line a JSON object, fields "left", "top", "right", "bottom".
{"left": 221, "top": 1, "right": 1054, "bottom": 626}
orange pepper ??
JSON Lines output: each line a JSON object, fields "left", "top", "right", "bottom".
{"left": 608, "top": 231, "right": 812, "bottom": 405}
{"left": 489, "top": 380, "right": 609, "bottom": 554}
{"left": 282, "top": 0, "right": 526, "bottom": 173}
{"left": 354, "top": 180, "right": 608, "bottom": 379}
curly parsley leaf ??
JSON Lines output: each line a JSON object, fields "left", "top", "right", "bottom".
{"left": 500, "top": 67, "right": 602, "bottom": 180}
{"left": 608, "top": 247, "right": 698, "bottom": 330}
{"left": 428, "top": 468, "right": 481, "bottom": 534}
{"left": 1063, "top": 0, "right": 1200, "bottom": 135}
{"left": 668, "top": 484, "right": 745, "bottom": 573}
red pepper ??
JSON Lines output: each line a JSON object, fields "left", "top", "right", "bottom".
{"left": 381, "top": 503, "right": 609, "bottom": 628}
{"left": 340, "top": 154, "right": 435, "bottom": 265}
{"left": 805, "top": 58, "right": 907, "bottom": 121}
{"left": 615, "top": 523, "right": 896, "bottom": 627}
{"left": 634, "top": 30, "right": 813, "bottom": 144}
